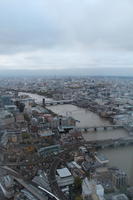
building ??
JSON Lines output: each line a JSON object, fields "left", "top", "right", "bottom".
{"left": 20, "top": 98, "right": 35, "bottom": 107}
{"left": 0, "top": 110, "right": 14, "bottom": 127}
{"left": 14, "top": 189, "right": 38, "bottom": 200}
{"left": 112, "top": 169, "right": 128, "bottom": 189}
{"left": 15, "top": 113, "right": 25, "bottom": 123}
{"left": 56, "top": 167, "right": 74, "bottom": 187}
{"left": 32, "top": 172, "right": 51, "bottom": 192}
{"left": 10, "top": 135, "right": 18, "bottom": 143}
{"left": 38, "top": 144, "right": 60, "bottom": 156}
{"left": 38, "top": 130, "right": 55, "bottom": 139}
{"left": 95, "top": 153, "right": 109, "bottom": 165}
{"left": 112, "top": 194, "right": 128, "bottom": 200}
{"left": 82, "top": 178, "right": 104, "bottom": 200}
{"left": 50, "top": 116, "right": 76, "bottom": 129}
{"left": 79, "top": 146, "right": 88, "bottom": 154}
{"left": 57, "top": 126, "right": 75, "bottom": 134}
{"left": 0, "top": 95, "right": 13, "bottom": 107}
{"left": 0, "top": 175, "right": 14, "bottom": 199}
{"left": 4, "top": 105, "right": 18, "bottom": 113}
{"left": 127, "top": 186, "right": 133, "bottom": 200}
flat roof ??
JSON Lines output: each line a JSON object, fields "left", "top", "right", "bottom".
{"left": 39, "top": 132, "right": 55, "bottom": 137}
{"left": 57, "top": 168, "right": 71, "bottom": 178}
{"left": 95, "top": 153, "right": 108, "bottom": 161}
{"left": 112, "top": 194, "right": 128, "bottom": 200}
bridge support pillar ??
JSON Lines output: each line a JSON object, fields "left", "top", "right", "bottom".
{"left": 42, "top": 98, "right": 45, "bottom": 107}
{"left": 94, "top": 127, "right": 97, "bottom": 131}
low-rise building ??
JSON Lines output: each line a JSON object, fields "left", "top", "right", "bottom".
{"left": 38, "top": 144, "right": 60, "bottom": 156}
{"left": 56, "top": 167, "right": 74, "bottom": 187}
{"left": 95, "top": 153, "right": 109, "bottom": 165}
{"left": 112, "top": 194, "right": 128, "bottom": 200}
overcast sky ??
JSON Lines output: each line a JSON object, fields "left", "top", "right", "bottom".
{"left": 0, "top": 0, "right": 133, "bottom": 71}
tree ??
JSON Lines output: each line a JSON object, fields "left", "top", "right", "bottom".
{"left": 75, "top": 195, "right": 83, "bottom": 200}
{"left": 15, "top": 101, "right": 25, "bottom": 112}
{"left": 22, "top": 133, "right": 30, "bottom": 140}
{"left": 19, "top": 103, "right": 25, "bottom": 112}
{"left": 74, "top": 176, "right": 82, "bottom": 191}
{"left": 24, "top": 113, "right": 30, "bottom": 122}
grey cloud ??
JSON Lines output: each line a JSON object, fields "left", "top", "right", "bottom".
{"left": 0, "top": 0, "right": 133, "bottom": 69}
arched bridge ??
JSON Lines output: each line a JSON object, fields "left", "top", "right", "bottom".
{"left": 90, "top": 138, "right": 133, "bottom": 149}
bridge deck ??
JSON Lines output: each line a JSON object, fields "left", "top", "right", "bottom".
{"left": 79, "top": 125, "right": 122, "bottom": 129}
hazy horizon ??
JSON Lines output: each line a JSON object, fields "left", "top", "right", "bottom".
{"left": 1, "top": 67, "right": 133, "bottom": 77}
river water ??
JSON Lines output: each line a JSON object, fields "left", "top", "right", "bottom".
{"left": 19, "top": 92, "right": 133, "bottom": 185}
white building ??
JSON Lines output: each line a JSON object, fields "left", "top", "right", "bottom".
{"left": 56, "top": 167, "right": 74, "bottom": 187}
{"left": 95, "top": 153, "right": 109, "bottom": 165}
{"left": 82, "top": 178, "right": 104, "bottom": 200}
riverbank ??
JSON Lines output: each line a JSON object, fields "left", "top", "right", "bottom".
{"left": 20, "top": 90, "right": 53, "bottom": 99}
{"left": 20, "top": 90, "right": 114, "bottom": 123}
{"left": 74, "top": 102, "right": 114, "bottom": 123}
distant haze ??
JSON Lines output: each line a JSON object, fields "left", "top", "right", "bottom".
{"left": 0, "top": 0, "right": 133, "bottom": 73}
{"left": 0, "top": 68, "right": 133, "bottom": 77}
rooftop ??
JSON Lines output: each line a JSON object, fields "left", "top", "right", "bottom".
{"left": 112, "top": 194, "right": 128, "bottom": 200}
{"left": 57, "top": 168, "right": 72, "bottom": 178}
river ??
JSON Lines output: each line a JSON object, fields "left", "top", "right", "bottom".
{"left": 19, "top": 92, "right": 133, "bottom": 185}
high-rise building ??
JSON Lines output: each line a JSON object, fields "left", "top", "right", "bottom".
{"left": 112, "top": 169, "right": 127, "bottom": 189}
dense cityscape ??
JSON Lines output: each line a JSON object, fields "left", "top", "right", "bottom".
{"left": 0, "top": 0, "right": 133, "bottom": 199}
{"left": 0, "top": 76, "right": 133, "bottom": 200}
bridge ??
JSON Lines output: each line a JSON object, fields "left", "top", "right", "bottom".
{"left": 86, "top": 138, "right": 133, "bottom": 149}
{"left": 43, "top": 99, "right": 73, "bottom": 106}
{"left": 78, "top": 125, "right": 123, "bottom": 132}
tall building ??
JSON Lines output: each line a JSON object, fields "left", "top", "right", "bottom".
{"left": 112, "top": 169, "right": 127, "bottom": 189}
{"left": 0, "top": 95, "right": 13, "bottom": 107}
{"left": 82, "top": 178, "right": 104, "bottom": 200}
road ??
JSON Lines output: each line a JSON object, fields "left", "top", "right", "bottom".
{"left": 48, "top": 158, "right": 68, "bottom": 200}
